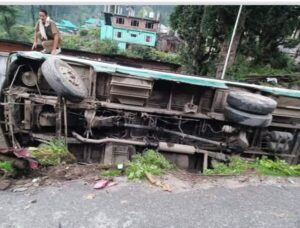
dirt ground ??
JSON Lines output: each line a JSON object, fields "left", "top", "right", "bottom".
{"left": 1, "top": 163, "right": 300, "bottom": 193}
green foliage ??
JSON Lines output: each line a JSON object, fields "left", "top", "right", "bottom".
{"left": 101, "top": 169, "right": 122, "bottom": 177}
{"left": 0, "top": 6, "right": 18, "bottom": 37}
{"left": 170, "top": 5, "right": 300, "bottom": 76}
{"left": 79, "top": 29, "right": 88, "bottom": 37}
{"left": 227, "top": 55, "right": 295, "bottom": 81}
{"left": 126, "top": 149, "right": 174, "bottom": 180}
{"left": 204, "top": 156, "right": 253, "bottom": 175}
{"left": 90, "top": 39, "right": 118, "bottom": 54}
{"left": 86, "top": 28, "right": 100, "bottom": 39}
{"left": 170, "top": 6, "right": 239, "bottom": 75}
{"left": 254, "top": 157, "right": 300, "bottom": 177}
{"left": 243, "top": 6, "right": 300, "bottom": 65}
{"left": 29, "top": 139, "right": 76, "bottom": 166}
{"left": 9, "top": 25, "right": 34, "bottom": 42}
{"left": 61, "top": 35, "right": 83, "bottom": 49}
{"left": 204, "top": 156, "right": 300, "bottom": 177}
{"left": 123, "top": 44, "right": 181, "bottom": 64}
{"left": 0, "top": 161, "right": 15, "bottom": 174}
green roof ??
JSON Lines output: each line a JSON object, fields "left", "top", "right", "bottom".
{"left": 56, "top": 20, "right": 77, "bottom": 29}
{"left": 14, "top": 51, "right": 300, "bottom": 98}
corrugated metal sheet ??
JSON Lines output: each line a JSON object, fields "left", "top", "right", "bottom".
{"left": 15, "top": 51, "right": 300, "bottom": 98}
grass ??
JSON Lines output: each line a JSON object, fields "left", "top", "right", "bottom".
{"left": 204, "top": 156, "right": 253, "bottom": 175}
{"left": 100, "top": 169, "right": 122, "bottom": 177}
{"left": 204, "top": 156, "right": 300, "bottom": 177}
{"left": 227, "top": 55, "right": 295, "bottom": 81}
{"left": 126, "top": 149, "right": 174, "bottom": 180}
{"left": 0, "top": 161, "right": 15, "bottom": 174}
{"left": 254, "top": 158, "right": 300, "bottom": 177}
{"left": 29, "top": 139, "right": 76, "bottom": 166}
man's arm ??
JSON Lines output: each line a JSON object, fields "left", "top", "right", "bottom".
{"left": 32, "top": 21, "right": 39, "bottom": 50}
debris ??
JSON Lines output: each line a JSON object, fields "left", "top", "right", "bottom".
{"left": 107, "top": 181, "right": 118, "bottom": 187}
{"left": 32, "top": 178, "right": 41, "bottom": 183}
{"left": 145, "top": 172, "right": 172, "bottom": 192}
{"left": 117, "top": 163, "right": 124, "bottom": 169}
{"left": 84, "top": 193, "right": 96, "bottom": 200}
{"left": 0, "top": 179, "right": 12, "bottom": 190}
{"left": 13, "top": 187, "right": 28, "bottom": 192}
{"left": 0, "top": 147, "right": 38, "bottom": 170}
{"left": 93, "top": 179, "right": 117, "bottom": 190}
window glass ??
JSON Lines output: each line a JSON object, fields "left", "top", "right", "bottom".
{"left": 116, "top": 32, "right": 122, "bottom": 38}
{"left": 145, "top": 22, "right": 154, "bottom": 29}
{"left": 131, "top": 20, "right": 139, "bottom": 27}
{"left": 145, "top": 36, "right": 151, "bottom": 42}
{"left": 131, "top": 33, "right": 137, "bottom": 37}
{"left": 116, "top": 17, "right": 124, "bottom": 24}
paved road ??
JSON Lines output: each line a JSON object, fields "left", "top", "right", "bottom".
{"left": 0, "top": 178, "right": 300, "bottom": 228}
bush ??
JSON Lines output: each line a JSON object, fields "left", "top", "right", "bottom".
{"left": 79, "top": 29, "right": 88, "bottom": 37}
{"left": 0, "top": 161, "right": 15, "bottom": 174}
{"left": 61, "top": 35, "right": 83, "bottom": 49}
{"left": 29, "top": 139, "right": 76, "bottom": 166}
{"left": 9, "top": 25, "right": 34, "bottom": 42}
{"left": 87, "top": 28, "right": 100, "bottom": 39}
{"left": 89, "top": 39, "right": 118, "bottom": 54}
{"left": 124, "top": 44, "right": 181, "bottom": 64}
{"left": 126, "top": 150, "right": 174, "bottom": 180}
{"left": 227, "top": 55, "right": 295, "bottom": 81}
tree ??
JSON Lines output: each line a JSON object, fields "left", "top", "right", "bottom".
{"left": 242, "top": 6, "right": 300, "bottom": 67}
{"left": 0, "top": 6, "right": 18, "bottom": 37}
{"left": 170, "top": 5, "right": 300, "bottom": 77}
{"left": 170, "top": 6, "right": 207, "bottom": 75}
{"left": 170, "top": 6, "right": 239, "bottom": 75}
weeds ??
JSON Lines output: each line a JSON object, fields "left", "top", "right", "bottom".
{"left": 204, "top": 156, "right": 253, "bottom": 175}
{"left": 204, "top": 156, "right": 300, "bottom": 177}
{"left": 254, "top": 157, "right": 300, "bottom": 177}
{"left": 0, "top": 161, "right": 15, "bottom": 174}
{"left": 101, "top": 169, "right": 122, "bottom": 177}
{"left": 29, "top": 139, "right": 76, "bottom": 166}
{"left": 126, "top": 149, "right": 174, "bottom": 180}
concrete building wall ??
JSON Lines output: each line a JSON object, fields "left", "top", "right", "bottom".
{"left": 111, "top": 16, "right": 158, "bottom": 33}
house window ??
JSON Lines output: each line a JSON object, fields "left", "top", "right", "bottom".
{"left": 130, "top": 33, "right": 137, "bottom": 38}
{"left": 145, "top": 22, "right": 154, "bottom": 29}
{"left": 131, "top": 20, "right": 139, "bottom": 27}
{"left": 116, "top": 17, "right": 124, "bottom": 24}
{"left": 116, "top": 32, "right": 122, "bottom": 38}
{"left": 145, "top": 36, "right": 151, "bottom": 42}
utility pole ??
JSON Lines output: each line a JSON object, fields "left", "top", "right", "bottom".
{"left": 221, "top": 5, "right": 243, "bottom": 80}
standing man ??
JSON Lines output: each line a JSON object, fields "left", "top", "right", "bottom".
{"left": 32, "top": 9, "right": 61, "bottom": 55}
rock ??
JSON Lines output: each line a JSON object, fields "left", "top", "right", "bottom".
{"left": 13, "top": 187, "right": 28, "bottom": 192}
{"left": 32, "top": 178, "right": 41, "bottom": 183}
{"left": 0, "top": 179, "right": 12, "bottom": 190}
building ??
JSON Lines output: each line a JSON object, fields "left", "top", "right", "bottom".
{"left": 101, "top": 12, "right": 159, "bottom": 50}
{"left": 156, "top": 33, "right": 180, "bottom": 53}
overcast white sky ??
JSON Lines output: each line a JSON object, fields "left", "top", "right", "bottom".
{"left": 0, "top": 0, "right": 299, "bottom": 5}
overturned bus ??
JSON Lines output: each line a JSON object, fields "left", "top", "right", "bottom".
{"left": 1, "top": 51, "right": 300, "bottom": 170}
